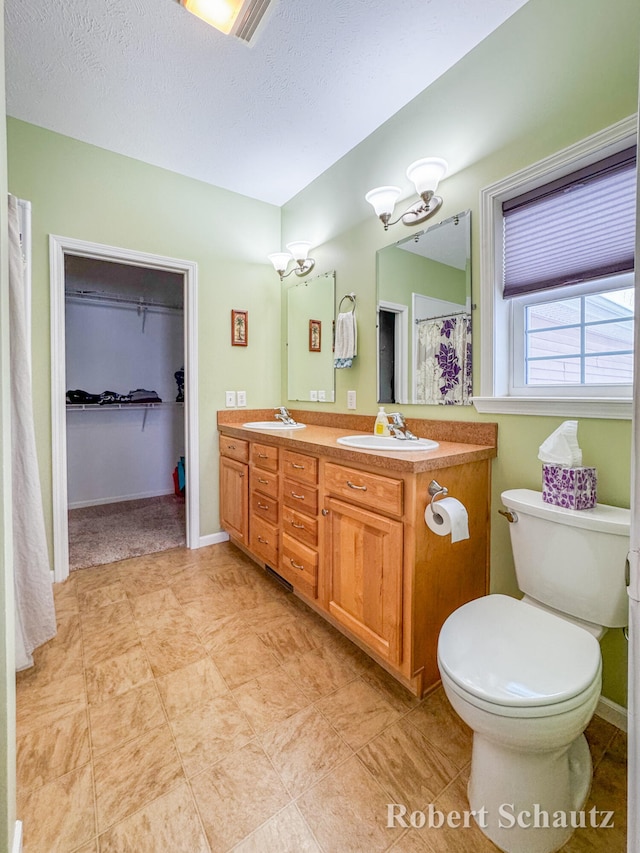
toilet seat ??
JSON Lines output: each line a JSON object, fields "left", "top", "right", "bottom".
{"left": 438, "top": 594, "right": 601, "bottom": 715}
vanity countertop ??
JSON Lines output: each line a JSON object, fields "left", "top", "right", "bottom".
{"left": 217, "top": 409, "right": 497, "bottom": 474}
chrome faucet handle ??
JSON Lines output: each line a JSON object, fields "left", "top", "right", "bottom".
{"left": 388, "top": 412, "right": 405, "bottom": 426}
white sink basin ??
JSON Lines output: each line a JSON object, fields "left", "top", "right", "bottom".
{"left": 243, "top": 421, "right": 306, "bottom": 430}
{"left": 336, "top": 434, "right": 439, "bottom": 452}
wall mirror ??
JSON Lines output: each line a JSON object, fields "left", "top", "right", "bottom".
{"left": 287, "top": 270, "right": 336, "bottom": 402}
{"left": 377, "top": 210, "right": 472, "bottom": 405}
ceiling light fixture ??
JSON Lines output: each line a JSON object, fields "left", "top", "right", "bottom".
{"left": 180, "top": 0, "right": 272, "bottom": 40}
{"left": 365, "top": 157, "right": 448, "bottom": 231}
{"left": 268, "top": 242, "right": 315, "bottom": 280}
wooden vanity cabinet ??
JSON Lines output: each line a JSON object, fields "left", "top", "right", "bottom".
{"left": 219, "top": 437, "right": 249, "bottom": 544}
{"left": 249, "top": 443, "right": 280, "bottom": 566}
{"left": 278, "top": 450, "right": 319, "bottom": 598}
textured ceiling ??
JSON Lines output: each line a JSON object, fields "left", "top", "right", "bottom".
{"left": 5, "top": 0, "right": 530, "bottom": 206}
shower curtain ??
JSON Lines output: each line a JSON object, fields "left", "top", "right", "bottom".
{"left": 8, "top": 195, "right": 56, "bottom": 669}
{"left": 415, "top": 314, "right": 472, "bottom": 405}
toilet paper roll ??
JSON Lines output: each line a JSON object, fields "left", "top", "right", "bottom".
{"left": 425, "top": 497, "right": 469, "bottom": 543}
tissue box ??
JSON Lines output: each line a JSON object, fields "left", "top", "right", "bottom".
{"left": 542, "top": 464, "right": 597, "bottom": 510}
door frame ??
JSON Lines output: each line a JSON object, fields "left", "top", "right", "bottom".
{"left": 49, "top": 235, "right": 200, "bottom": 582}
{"left": 377, "top": 300, "right": 408, "bottom": 405}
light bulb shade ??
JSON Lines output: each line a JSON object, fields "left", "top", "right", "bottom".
{"left": 180, "top": 0, "right": 248, "bottom": 34}
{"left": 268, "top": 252, "right": 292, "bottom": 272}
{"left": 406, "top": 158, "right": 448, "bottom": 195}
{"left": 365, "top": 186, "right": 402, "bottom": 218}
{"left": 285, "top": 241, "right": 312, "bottom": 261}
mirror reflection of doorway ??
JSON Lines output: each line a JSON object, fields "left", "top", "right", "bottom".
{"left": 378, "top": 308, "right": 396, "bottom": 403}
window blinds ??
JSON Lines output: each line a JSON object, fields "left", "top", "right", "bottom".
{"left": 502, "top": 147, "right": 637, "bottom": 299}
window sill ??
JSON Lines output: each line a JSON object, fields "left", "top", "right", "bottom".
{"left": 472, "top": 396, "right": 632, "bottom": 419}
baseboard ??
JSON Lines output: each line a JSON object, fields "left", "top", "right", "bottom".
{"left": 197, "top": 531, "right": 230, "bottom": 548}
{"left": 68, "top": 489, "right": 175, "bottom": 509}
{"left": 595, "top": 695, "right": 627, "bottom": 732}
{"left": 13, "top": 820, "right": 22, "bottom": 853}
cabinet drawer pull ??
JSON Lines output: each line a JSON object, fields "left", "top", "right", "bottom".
{"left": 227, "top": 443, "right": 236, "bottom": 450}
{"left": 290, "top": 492, "right": 305, "bottom": 500}
{"left": 258, "top": 453, "right": 269, "bottom": 459}
{"left": 347, "top": 480, "right": 368, "bottom": 491}
{"left": 291, "top": 521, "right": 305, "bottom": 529}
{"left": 257, "top": 535, "right": 269, "bottom": 544}
{"left": 290, "top": 559, "right": 304, "bottom": 570}
{"left": 257, "top": 477, "right": 269, "bottom": 484}
{"left": 291, "top": 462, "right": 305, "bottom": 469}
{"left": 257, "top": 501, "right": 269, "bottom": 510}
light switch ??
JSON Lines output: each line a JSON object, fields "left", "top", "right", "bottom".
{"left": 225, "top": 391, "right": 236, "bottom": 407}
{"left": 310, "top": 390, "right": 318, "bottom": 401}
{"left": 237, "top": 390, "right": 247, "bottom": 407}
{"left": 347, "top": 390, "right": 356, "bottom": 409}
{"left": 318, "top": 390, "right": 326, "bottom": 401}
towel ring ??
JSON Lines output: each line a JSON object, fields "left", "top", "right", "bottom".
{"left": 338, "top": 293, "right": 356, "bottom": 313}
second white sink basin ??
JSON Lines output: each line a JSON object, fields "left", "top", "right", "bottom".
{"left": 337, "top": 434, "right": 439, "bottom": 452}
{"left": 243, "top": 421, "right": 306, "bottom": 430}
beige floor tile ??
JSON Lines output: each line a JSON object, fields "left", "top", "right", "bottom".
{"left": 357, "top": 718, "right": 459, "bottom": 812}
{"left": 17, "top": 707, "right": 90, "bottom": 791}
{"left": 82, "top": 619, "right": 141, "bottom": 668}
{"left": 129, "top": 587, "right": 184, "bottom": 624}
{"left": 195, "top": 608, "right": 254, "bottom": 650}
{"left": 16, "top": 671, "right": 86, "bottom": 733}
{"left": 52, "top": 577, "right": 79, "bottom": 618}
{"left": 405, "top": 688, "right": 473, "bottom": 771}
{"left": 234, "top": 803, "right": 322, "bottom": 853}
{"left": 190, "top": 740, "right": 290, "bottom": 852}
{"left": 169, "top": 692, "right": 255, "bottom": 777}
{"left": 156, "top": 657, "right": 229, "bottom": 720}
{"left": 259, "top": 705, "right": 352, "bottom": 798}
{"left": 18, "top": 763, "right": 95, "bottom": 853}
{"left": 361, "top": 664, "right": 422, "bottom": 714}
{"left": 240, "top": 597, "right": 301, "bottom": 634}
{"left": 316, "top": 678, "right": 400, "bottom": 749}
{"left": 233, "top": 666, "right": 310, "bottom": 733}
{"left": 89, "top": 682, "right": 166, "bottom": 753}
{"left": 74, "top": 563, "right": 124, "bottom": 590}
{"left": 420, "top": 774, "right": 501, "bottom": 853}
{"left": 85, "top": 645, "right": 153, "bottom": 706}
{"left": 387, "top": 831, "right": 430, "bottom": 851}
{"left": 281, "top": 645, "right": 359, "bottom": 701}
{"left": 297, "top": 754, "right": 405, "bottom": 853}
{"left": 209, "top": 633, "right": 280, "bottom": 688}
{"left": 78, "top": 580, "right": 128, "bottom": 610}
{"left": 73, "top": 841, "right": 98, "bottom": 853}
{"left": 170, "top": 572, "right": 218, "bottom": 605}
{"left": 98, "top": 782, "right": 210, "bottom": 853}
{"left": 94, "top": 724, "right": 184, "bottom": 831}
{"left": 257, "top": 619, "right": 322, "bottom": 663}
{"left": 585, "top": 713, "right": 618, "bottom": 769}
{"left": 140, "top": 625, "right": 207, "bottom": 677}
{"left": 80, "top": 598, "right": 134, "bottom": 633}
{"left": 31, "top": 615, "right": 84, "bottom": 679}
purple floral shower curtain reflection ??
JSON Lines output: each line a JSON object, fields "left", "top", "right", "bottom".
{"left": 415, "top": 314, "right": 472, "bottom": 405}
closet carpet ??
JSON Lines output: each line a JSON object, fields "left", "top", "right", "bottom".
{"left": 68, "top": 495, "right": 186, "bottom": 571}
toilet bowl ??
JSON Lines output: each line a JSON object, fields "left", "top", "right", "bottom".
{"left": 438, "top": 594, "right": 602, "bottom": 853}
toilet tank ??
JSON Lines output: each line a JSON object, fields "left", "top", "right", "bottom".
{"left": 501, "top": 489, "right": 630, "bottom": 629}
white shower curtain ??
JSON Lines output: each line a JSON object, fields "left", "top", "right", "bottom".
{"left": 8, "top": 195, "right": 56, "bottom": 670}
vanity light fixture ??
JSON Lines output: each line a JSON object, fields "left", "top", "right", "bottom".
{"left": 268, "top": 241, "right": 316, "bottom": 280}
{"left": 180, "top": 0, "right": 272, "bottom": 40}
{"left": 366, "top": 157, "right": 448, "bottom": 231}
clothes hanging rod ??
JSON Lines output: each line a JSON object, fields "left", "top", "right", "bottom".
{"left": 416, "top": 311, "right": 469, "bottom": 323}
{"left": 65, "top": 289, "right": 183, "bottom": 312}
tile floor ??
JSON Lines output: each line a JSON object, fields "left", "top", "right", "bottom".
{"left": 16, "top": 543, "right": 627, "bottom": 852}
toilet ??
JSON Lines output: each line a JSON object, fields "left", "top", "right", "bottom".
{"left": 437, "top": 488, "right": 630, "bottom": 853}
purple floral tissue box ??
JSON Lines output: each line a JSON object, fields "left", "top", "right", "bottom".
{"left": 542, "top": 464, "right": 597, "bottom": 510}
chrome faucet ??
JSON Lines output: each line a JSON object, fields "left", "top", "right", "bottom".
{"left": 275, "top": 406, "right": 297, "bottom": 426}
{"left": 388, "top": 412, "right": 418, "bottom": 440}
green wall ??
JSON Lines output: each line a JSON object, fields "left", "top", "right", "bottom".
{"left": 7, "top": 119, "right": 282, "bottom": 541}
{"left": 281, "top": 0, "right": 640, "bottom": 707}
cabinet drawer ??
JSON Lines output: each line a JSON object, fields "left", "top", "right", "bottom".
{"left": 251, "top": 442, "right": 279, "bottom": 472}
{"left": 283, "top": 479, "right": 318, "bottom": 516}
{"left": 251, "top": 490, "right": 279, "bottom": 525}
{"left": 324, "top": 462, "right": 403, "bottom": 517}
{"left": 250, "top": 516, "right": 278, "bottom": 567}
{"left": 251, "top": 468, "right": 278, "bottom": 499}
{"left": 282, "top": 505, "right": 318, "bottom": 549}
{"left": 219, "top": 435, "right": 249, "bottom": 463}
{"left": 280, "top": 534, "right": 318, "bottom": 597}
{"left": 282, "top": 450, "right": 318, "bottom": 485}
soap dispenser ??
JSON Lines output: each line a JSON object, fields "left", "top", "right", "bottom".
{"left": 374, "top": 407, "right": 390, "bottom": 436}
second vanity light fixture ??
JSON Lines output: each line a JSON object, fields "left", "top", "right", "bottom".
{"left": 366, "top": 157, "right": 448, "bottom": 231}
{"left": 268, "top": 242, "right": 316, "bottom": 280}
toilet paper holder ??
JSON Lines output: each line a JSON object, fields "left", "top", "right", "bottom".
{"left": 428, "top": 479, "right": 448, "bottom": 521}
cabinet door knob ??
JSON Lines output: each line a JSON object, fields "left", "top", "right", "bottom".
{"left": 322, "top": 508, "right": 329, "bottom": 516}
{"left": 347, "top": 480, "right": 367, "bottom": 491}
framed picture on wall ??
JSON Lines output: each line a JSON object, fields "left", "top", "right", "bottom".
{"left": 309, "top": 319, "right": 321, "bottom": 352}
{"left": 231, "top": 309, "right": 248, "bottom": 346}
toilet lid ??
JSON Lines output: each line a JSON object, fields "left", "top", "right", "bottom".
{"left": 438, "top": 595, "right": 601, "bottom": 708}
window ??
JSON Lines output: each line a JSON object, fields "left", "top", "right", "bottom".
{"left": 475, "top": 117, "right": 638, "bottom": 418}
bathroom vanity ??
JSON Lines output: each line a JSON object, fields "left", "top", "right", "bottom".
{"left": 218, "top": 409, "right": 497, "bottom": 697}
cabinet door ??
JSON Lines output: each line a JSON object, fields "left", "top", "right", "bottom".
{"left": 219, "top": 456, "right": 248, "bottom": 543}
{"left": 324, "top": 496, "right": 403, "bottom": 664}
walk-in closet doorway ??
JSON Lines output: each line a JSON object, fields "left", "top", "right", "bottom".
{"left": 50, "top": 236, "right": 200, "bottom": 582}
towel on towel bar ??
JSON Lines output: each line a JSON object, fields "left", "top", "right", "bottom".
{"left": 334, "top": 311, "right": 357, "bottom": 368}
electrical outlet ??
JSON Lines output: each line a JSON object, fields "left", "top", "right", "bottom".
{"left": 225, "top": 391, "right": 236, "bottom": 407}
{"left": 347, "top": 390, "right": 357, "bottom": 409}
{"left": 310, "top": 390, "right": 318, "bottom": 401}
{"left": 318, "top": 390, "right": 326, "bottom": 402}
{"left": 237, "top": 390, "right": 247, "bottom": 407}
